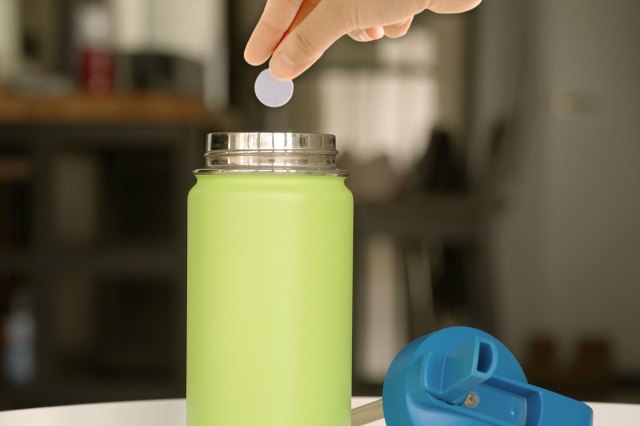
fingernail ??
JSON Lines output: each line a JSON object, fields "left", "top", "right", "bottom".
{"left": 270, "top": 52, "right": 297, "bottom": 80}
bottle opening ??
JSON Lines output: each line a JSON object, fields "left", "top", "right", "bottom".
{"left": 194, "top": 132, "right": 348, "bottom": 176}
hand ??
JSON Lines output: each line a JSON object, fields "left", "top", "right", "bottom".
{"left": 244, "top": 0, "right": 482, "bottom": 80}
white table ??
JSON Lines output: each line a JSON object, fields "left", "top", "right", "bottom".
{"left": 0, "top": 397, "right": 638, "bottom": 425}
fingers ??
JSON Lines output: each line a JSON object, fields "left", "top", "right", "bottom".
{"left": 347, "top": 29, "right": 370, "bottom": 42}
{"left": 383, "top": 17, "right": 413, "bottom": 38}
{"left": 348, "top": 27, "right": 384, "bottom": 42}
{"left": 269, "top": 0, "right": 349, "bottom": 80}
{"left": 364, "top": 26, "right": 385, "bottom": 40}
{"left": 254, "top": 0, "right": 483, "bottom": 80}
{"left": 347, "top": 17, "right": 412, "bottom": 42}
{"left": 426, "top": 0, "right": 482, "bottom": 14}
{"left": 244, "top": 0, "right": 304, "bottom": 66}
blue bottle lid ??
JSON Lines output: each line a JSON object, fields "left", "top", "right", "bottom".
{"left": 382, "top": 326, "right": 593, "bottom": 426}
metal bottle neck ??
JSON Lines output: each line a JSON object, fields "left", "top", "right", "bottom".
{"left": 194, "top": 132, "right": 348, "bottom": 176}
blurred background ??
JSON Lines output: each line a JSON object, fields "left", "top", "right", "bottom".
{"left": 1, "top": 0, "right": 639, "bottom": 410}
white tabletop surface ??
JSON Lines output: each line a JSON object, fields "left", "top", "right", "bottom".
{"left": 0, "top": 397, "right": 638, "bottom": 425}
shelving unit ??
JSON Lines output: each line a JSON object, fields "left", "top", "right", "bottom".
{"left": 0, "top": 94, "right": 241, "bottom": 409}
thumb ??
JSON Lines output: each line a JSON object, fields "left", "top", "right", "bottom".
{"left": 269, "top": 0, "right": 348, "bottom": 80}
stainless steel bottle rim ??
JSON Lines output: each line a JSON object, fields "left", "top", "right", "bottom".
{"left": 207, "top": 132, "right": 337, "bottom": 151}
{"left": 194, "top": 132, "right": 348, "bottom": 176}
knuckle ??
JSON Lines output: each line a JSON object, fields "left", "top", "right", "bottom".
{"left": 291, "top": 30, "right": 316, "bottom": 58}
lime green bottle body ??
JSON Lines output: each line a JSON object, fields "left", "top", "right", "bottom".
{"left": 187, "top": 173, "right": 353, "bottom": 426}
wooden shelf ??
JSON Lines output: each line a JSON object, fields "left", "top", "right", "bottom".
{"left": 0, "top": 92, "right": 241, "bottom": 127}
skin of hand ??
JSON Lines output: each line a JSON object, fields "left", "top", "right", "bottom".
{"left": 244, "top": 0, "right": 482, "bottom": 80}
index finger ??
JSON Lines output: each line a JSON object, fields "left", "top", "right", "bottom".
{"left": 269, "top": 0, "right": 349, "bottom": 80}
{"left": 244, "top": 0, "right": 304, "bottom": 66}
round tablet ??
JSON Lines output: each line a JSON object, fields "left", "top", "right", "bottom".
{"left": 254, "top": 69, "right": 294, "bottom": 108}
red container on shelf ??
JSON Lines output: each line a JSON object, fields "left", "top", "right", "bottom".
{"left": 74, "top": 2, "right": 114, "bottom": 94}
{"left": 79, "top": 48, "right": 115, "bottom": 93}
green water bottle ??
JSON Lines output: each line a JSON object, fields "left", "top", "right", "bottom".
{"left": 187, "top": 132, "right": 353, "bottom": 426}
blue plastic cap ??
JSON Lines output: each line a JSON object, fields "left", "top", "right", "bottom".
{"left": 422, "top": 335, "right": 498, "bottom": 405}
{"left": 382, "top": 326, "right": 593, "bottom": 426}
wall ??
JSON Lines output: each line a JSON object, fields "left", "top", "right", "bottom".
{"left": 533, "top": 0, "right": 640, "bottom": 371}
{"left": 472, "top": 0, "right": 640, "bottom": 371}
